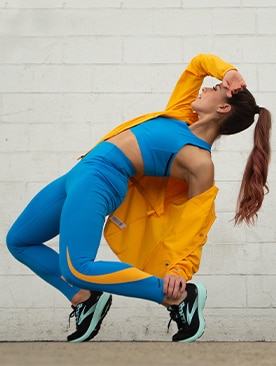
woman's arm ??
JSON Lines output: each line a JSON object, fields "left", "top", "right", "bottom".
{"left": 165, "top": 54, "right": 237, "bottom": 123}
{"left": 187, "top": 158, "right": 214, "bottom": 199}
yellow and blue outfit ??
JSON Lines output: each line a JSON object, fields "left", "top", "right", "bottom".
{"left": 6, "top": 54, "right": 235, "bottom": 304}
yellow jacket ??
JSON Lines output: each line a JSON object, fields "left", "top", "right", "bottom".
{"left": 83, "top": 54, "right": 236, "bottom": 280}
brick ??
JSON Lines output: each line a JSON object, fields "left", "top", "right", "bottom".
{"left": 125, "top": 0, "right": 182, "bottom": 8}
{"left": 0, "top": 0, "right": 124, "bottom": 9}
{"left": 1, "top": 151, "right": 72, "bottom": 181}
{"left": 0, "top": 0, "right": 65, "bottom": 8}
{"left": 0, "top": 37, "right": 63, "bottom": 64}
{"left": 259, "top": 64, "right": 276, "bottom": 91}
{"left": 0, "top": 65, "right": 93, "bottom": 93}
{"left": 213, "top": 8, "right": 256, "bottom": 35}
{"left": 124, "top": 37, "right": 182, "bottom": 64}
{"left": 181, "top": 0, "right": 241, "bottom": 7}
{"left": 2, "top": 94, "right": 64, "bottom": 123}
{"left": 182, "top": 36, "right": 245, "bottom": 64}
{"left": 247, "top": 276, "right": 276, "bottom": 307}
{"left": 257, "top": 9, "right": 276, "bottom": 34}
{"left": 241, "top": 36, "right": 276, "bottom": 63}
{"left": 212, "top": 181, "right": 240, "bottom": 212}
{"left": 195, "top": 274, "right": 247, "bottom": 307}
{"left": 90, "top": 65, "right": 170, "bottom": 93}
{"left": 63, "top": 37, "right": 123, "bottom": 64}
{"left": 204, "top": 308, "right": 276, "bottom": 341}
{"left": 208, "top": 213, "right": 248, "bottom": 244}
{"left": 212, "top": 151, "right": 250, "bottom": 181}
{"left": 152, "top": 9, "right": 212, "bottom": 36}
{"left": 0, "top": 9, "right": 67, "bottom": 37}
{"left": 243, "top": 0, "right": 276, "bottom": 7}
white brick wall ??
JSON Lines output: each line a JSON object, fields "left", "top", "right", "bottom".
{"left": 1, "top": 0, "right": 275, "bottom": 342}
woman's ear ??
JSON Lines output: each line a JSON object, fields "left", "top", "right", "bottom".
{"left": 216, "top": 103, "right": 232, "bottom": 114}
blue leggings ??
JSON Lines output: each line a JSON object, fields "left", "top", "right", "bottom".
{"left": 6, "top": 142, "right": 164, "bottom": 304}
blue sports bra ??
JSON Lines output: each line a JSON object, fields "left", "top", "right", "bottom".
{"left": 130, "top": 117, "right": 211, "bottom": 177}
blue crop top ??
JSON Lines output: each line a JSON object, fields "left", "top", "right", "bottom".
{"left": 130, "top": 117, "right": 211, "bottom": 177}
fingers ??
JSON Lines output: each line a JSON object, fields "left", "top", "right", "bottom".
{"left": 222, "top": 70, "right": 247, "bottom": 97}
{"left": 222, "top": 80, "right": 246, "bottom": 97}
{"left": 163, "top": 274, "right": 186, "bottom": 300}
{"left": 231, "top": 82, "right": 247, "bottom": 95}
{"left": 224, "top": 87, "right": 233, "bottom": 98}
{"left": 224, "top": 84, "right": 246, "bottom": 97}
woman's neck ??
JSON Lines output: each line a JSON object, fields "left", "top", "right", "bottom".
{"left": 189, "top": 119, "right": 219, "bottom": 146}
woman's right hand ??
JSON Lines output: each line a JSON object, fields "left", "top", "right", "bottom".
{"left": 222, "top": 69, "right": 247, "bottom": 97}
{"left": 163, "top": 274, "right": 186, "bottom": 300}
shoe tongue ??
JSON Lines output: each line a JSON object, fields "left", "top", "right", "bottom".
{"left": 167, "top": 303, "right": 180, "bottom": 313}
{"left": 184, "top": 287, "right": 193, "bottom": 303}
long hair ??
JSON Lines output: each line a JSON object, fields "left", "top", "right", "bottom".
{"left": 218, "top": 89, "right": 272, "bottom": 225}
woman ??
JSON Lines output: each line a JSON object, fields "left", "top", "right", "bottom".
{"left": 6, "top": 54, "right": 271, "bottom": 343}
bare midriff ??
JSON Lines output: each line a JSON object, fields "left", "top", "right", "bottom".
{"left": 106, "top": 130, "right": 144, "bottom": 175}
{"left": 106, "top": 129, "right": 195, "bottom": 182}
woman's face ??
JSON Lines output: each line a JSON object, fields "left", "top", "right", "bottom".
{"left": 191, "top": 83, "right": 229, "bottom": 115}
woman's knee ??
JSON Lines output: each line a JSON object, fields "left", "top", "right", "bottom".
{"left": 6, "top": 227, "right": 21, "bottom": 256}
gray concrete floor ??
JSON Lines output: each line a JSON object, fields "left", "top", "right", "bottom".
{"left": 0, "top": 342, "right": 275, "bottom": 366}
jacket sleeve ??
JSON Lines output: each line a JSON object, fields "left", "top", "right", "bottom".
{"left": 165, "top": 53, "right": 236, "bottom": 124}
{"left": 166, "top": 245, "right": 204, "bottom": 281}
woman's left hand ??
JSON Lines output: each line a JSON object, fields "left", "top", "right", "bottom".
{"left": 222, "top": 69, "right": 247, "bottom": 97}
{"left": 163, "top": 274, "right": 186, "bottom": 300}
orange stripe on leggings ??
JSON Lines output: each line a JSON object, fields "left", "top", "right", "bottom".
{"left": 66, "top": 248, "right": 151, "bottom": 284}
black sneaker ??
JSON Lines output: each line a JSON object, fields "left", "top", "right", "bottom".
{"left": 167, "top": 282, "right": 207, "bottom": 342}
{"left": 67, "top": 291, "right": 112, "bottom": 342}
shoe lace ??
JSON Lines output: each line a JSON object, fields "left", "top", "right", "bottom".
{"left": 68, "top": 303, "right": 82, "bottom": 329}
{"left": 167, "top": 301, "right": 187, "bottom": 333}
{"left": 67, "top": 292, "right": 102, "bottom": 330}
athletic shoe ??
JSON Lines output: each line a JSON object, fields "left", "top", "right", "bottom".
{"left": 167, "top": 282, "right": 207, "bottom": 342}
{"left": 67, "top": 291, "right": 112, "bottom": 342}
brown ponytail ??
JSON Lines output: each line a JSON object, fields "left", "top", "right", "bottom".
{"left": 218, "top": 88, "right": 272, "bottom": 225}
{"left": 234, "top": 107, "right": 272, "bottom": 225}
